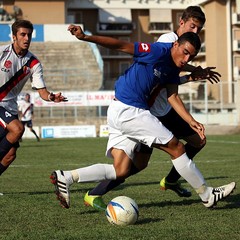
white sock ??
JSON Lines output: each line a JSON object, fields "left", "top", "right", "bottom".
{"left": 67, "top": 164, "right": 116, "bottom": 183}
{"left": 63, "top": 171, "right": 74, "bottom": 185}
{"left": 196, "top": 185, "right": 213, "bottom": 202}
{"left": 171, "top": 153, "right": 206, "bottom": 189}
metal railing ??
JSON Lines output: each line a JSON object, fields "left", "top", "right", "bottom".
{"left": 30, "top": 81, "right": 239, "bottom": 127}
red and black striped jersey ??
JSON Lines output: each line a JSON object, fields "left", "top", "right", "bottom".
{"left": 0, "top": 44, "right": 46, "bottom": 114}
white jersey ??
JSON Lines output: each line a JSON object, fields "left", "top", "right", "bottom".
{"left": 18, "top": 100, "right": 33, "bottom": 121}
{"left": 0, "top": 44, "right": 46, "bottom": 115}
{"left": 150, "top": 32, "right": 178, "bottom": 117}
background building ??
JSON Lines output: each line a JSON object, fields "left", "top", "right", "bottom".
{"left": 0, "top": 0, "right": 239, "bottom": 134}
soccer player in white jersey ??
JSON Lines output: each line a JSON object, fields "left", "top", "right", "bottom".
{"left": 50, "top": 24, "right": 235, "bottom": 211}
{"left": 151, "top": 6, "right": 214, "bottom": 197}
{"left": 0, "top": 20, "right": 67, "bottom": 182}
{"left": 18, "top": 93, "right": 40, "bottom": 141}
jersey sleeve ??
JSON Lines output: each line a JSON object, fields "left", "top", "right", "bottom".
{"left": 30, "top": 61, "right": 46, "bottom": 90}
{"left": 133, "top": 42, "right": 171, "bottom": 64}
{"left": 18, "top": 102, "right": 22, "bottom": 112}
{"left": 157, "top": 32, "right": 178, "bottom": 43}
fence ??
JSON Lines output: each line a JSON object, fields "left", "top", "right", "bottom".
{"left": 25, "top": 80, "right": 239, "bottom": 127}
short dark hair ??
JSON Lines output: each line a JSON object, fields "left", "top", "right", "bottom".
{"left": 12, "top": 19, "right": 33, "bottom": 36}
{"left": 177, "top": 32, "right": 201, "bottom": 55}
{"left": 181, "top": 6, "right": 206, "bottom": 25}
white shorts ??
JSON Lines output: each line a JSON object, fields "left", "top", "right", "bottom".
{"left": 106, "top": 100, "right": 174, "bottom": 159}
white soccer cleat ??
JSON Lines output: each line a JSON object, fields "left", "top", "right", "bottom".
{"left": 203, "top": 182, "right": 236, "bottom": 208}
{"left": 50, "top": 170, "right": 70, "bottom": 208}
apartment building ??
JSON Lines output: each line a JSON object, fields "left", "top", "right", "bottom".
{"left": 1, "top": 0, "right": 239, "bottom": 105}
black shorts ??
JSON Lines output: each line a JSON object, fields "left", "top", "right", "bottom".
{"left": 0, "top": 106, "right": 20, "bottom": 148}
{"left": 21, "top": 120, "right": 33, "bottom": 128}
{"left": 0, "top": 106, "right": 18, "bottom": 125}
{"left": 157, "top": 108, "right": 196, "bottom": 138}
{"left": 138, "top": 143, "right": 153, "bottom": 155}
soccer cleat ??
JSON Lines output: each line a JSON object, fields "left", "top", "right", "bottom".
{"left": 160, "top": 177, "right": 192, "bottom": 197}
{"left": 50, "top": 170, "right": 70, "bottom": 209}
{"left": 202, "top": 182, "right": 236, "bottom": 208}
{"left": 83, "top": 191, "right": 107, "bottom": 211}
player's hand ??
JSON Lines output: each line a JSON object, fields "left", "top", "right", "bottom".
{"left": 68, "top": 24, "right": 85, "bottom": 40}
{"left": 191, "top": 66, "right": 221, "bottom": 84}
{"left": 50, "top": 92, "right": 68, "bottom": 102}
{"left": 189, "top": 119, "right": 205, "bottom": 140}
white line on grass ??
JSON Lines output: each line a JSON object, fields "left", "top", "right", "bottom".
{"left": 9, "top": 140, "right": 240, "bottom": 168}
{"left": 10, "top": 163, "right": 98, "bottom": 168}
{"left": 207, "top": 140, "right": 240, "bottom": 144}
{"left": 10, "top": 159, "right": 236, "bottom": 168}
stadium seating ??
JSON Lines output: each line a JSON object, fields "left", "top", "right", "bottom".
{"left": 24, "top": 41, "right": 103, "bottom": 91}
{"left": 20, "top": 41, "right": 104, "bottom": 128}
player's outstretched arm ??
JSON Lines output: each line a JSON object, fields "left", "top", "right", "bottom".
{"left": 67, "top": 24, "right": 134, "bottom": 55}
{"left": 37, "top": 88, "right": 68, "bottom": 102}
{"left": 180, "top": 66, "right": 221, "bottom": 84}
{"left": 191, "top": 66, "right": 221, "bottom": 84}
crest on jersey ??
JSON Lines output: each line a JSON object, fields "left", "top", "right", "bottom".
{"left": 138, "top": 43, "right": 151, "bottom": 52}
{"left": 23, "top": 66, "right": 30, "bottom": 75}
{"left": 4, "top": 60, "right": 12, "bottom": 68}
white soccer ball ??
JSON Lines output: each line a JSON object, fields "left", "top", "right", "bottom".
{"left": 105, "top": 196, "right": 139, "bottom": 226}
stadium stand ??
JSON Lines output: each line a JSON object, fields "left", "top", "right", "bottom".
{"left": 19, "top": 41, "right": 105, "bottom": 127}
{"left": 25, "top": 41, "right": 103, "bottom": 91}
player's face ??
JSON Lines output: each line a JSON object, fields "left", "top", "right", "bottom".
{"left": 179, "top": 17, "right": 203, "bottom": 35}
{"left": 12, "top": 27, "right": 32, "bottom": 55}
{"left": 171, "top": 41, "right": 197, "bottom": 68}
{"left": 25, "top": 94, "right": 30, "bottom": 102}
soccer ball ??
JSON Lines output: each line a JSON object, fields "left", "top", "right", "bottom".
{"left": 105, "top": 196, "right": 139, "bottom": 226}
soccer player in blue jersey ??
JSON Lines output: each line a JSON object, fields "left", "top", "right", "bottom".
{"left": 50, "top": 24, "right": 235, "bottom": 210}
{"left": 82, "top": 6, "right": 221, "bottom": 209}
{"left": 81, "top": 6, "right": 222, "bottom": 208}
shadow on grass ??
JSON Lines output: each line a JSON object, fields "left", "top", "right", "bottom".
{"left": 136, "top": 217, "right": 165, "bottom": 224}
{"left": 3, "top": 174, "right": 232, "bottom": 196}
{"left": 77, "top": 209, "right": 165, "bottom": 224}
{"left": 138, "top": 193, "right": 240, "bottom": 210}
{"left": 3, "top": 176, "right": 238, "bottom": 210}
{"left": 212, "top": 193, "right": 240, "bottom": 210}
{"left": 2, "top": 188, "right": 91, "bottom": 196}
{"left": 138, "top": 199, "right": 200, "bottom": 209}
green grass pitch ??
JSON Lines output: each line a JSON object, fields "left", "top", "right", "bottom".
{"left": 1, "top": 135, "right": 240, "bottom": 240}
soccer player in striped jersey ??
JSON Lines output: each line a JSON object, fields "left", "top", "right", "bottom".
{"left": 18, "top": 93, "right": 40, "bottom": 141}
{"left": 0, "top": 20, "right": 67, "bottom": 184}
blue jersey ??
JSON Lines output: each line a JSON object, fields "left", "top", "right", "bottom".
{"left": 115, "top": 42, "right": 181, "bottom": 109}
